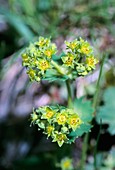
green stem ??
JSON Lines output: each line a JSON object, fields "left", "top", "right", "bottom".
{"left": 93, "top": 54, "right": 107, "bottom": 111}
{"left": 51, "top": 60, "right": 64, "bottom": 75}
{"left": 94, "top": 119, "right": 102, "bottom": 170}
{"left": 65, "top": 79, "right": 73, "bottom": 108}
{"left": 80, "top": 133, "right": 89, "bottom": 170}
{"left": 93, "top": 54, "right": 107, "bottom": 170}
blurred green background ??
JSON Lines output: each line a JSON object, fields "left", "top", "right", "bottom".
{"left": 0, "top": 0, "right": 115, "bottom": 169}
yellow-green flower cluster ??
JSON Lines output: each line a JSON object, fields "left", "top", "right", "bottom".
{"left": 22, "top": 36, "right": 98, "bottom": 82}
{"left": 21, "top": 37, "right": 57, "bottom": 82}
{"left": 62, "top": 37, "right": 98, "bottom": 76}
{"left": 31, "top": 106, "right": 82, "bottom": 147}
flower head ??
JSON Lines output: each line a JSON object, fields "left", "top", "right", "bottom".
{"left": 45, "top": 125, "right": 55, "bottom": 137}
{"left": 86, "top": 55, "right": 99, "bottom": 70}
{"left": 21, "top": 36, "right": 57, "bottom": 82}
{"left": 60, "top": 157, "right": 73, "bottom": 170}
{"left": 27, "top": 69, "right": 36, "bottom": 81}
{"left": 65, "top": 40, "right": 78, "bottom": 51}
{"left": 41, "top": 107, "right": 55, "bottom": 121}
{"left": 53, "top": 132, "right": 68, "bottom": 147}
{"left": 35, "top": 36, "right": 50, "bottom": 48}
{"left": 22, "top": 53, "right": 29, "bottom": 66}
{"left": 79, "top": 41, "right": 93, "bottom": 56}
{"left": 68, "top": 114, "right": 82, "bottom": 131}
{"left": 43, "top": 44, "right": 57, "bottom": 58}
{"left": 38, "top": 59, "right": 51, "bottom": 71}
{"left": 61, "top": 53, "right": 75, "bottom": 68}
{"left": 56, "top": 111, "right": 68, "bottom": 125}
{"left": 30, "top": 105, "right": 84, "bottom": 147}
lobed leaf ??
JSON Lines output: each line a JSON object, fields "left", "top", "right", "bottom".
{"left": 96, "top": 87, "right": 115, "bottom": 135}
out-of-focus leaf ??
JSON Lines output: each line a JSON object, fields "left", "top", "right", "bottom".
{"left": 73, "top": 97, "right": 94, "bottom": 123}
{"left": 18, "top": 0, "right": 35, "bottom": 16}
{"left": 96, "top": 87, "right": 115, "bottom": 135}
{"left": 103, "top": 86, "right": 115, "bottom": 106}
{"left": 0, "top": 8, "right": 34, "bottom": 41}
{"left": 38, "top": 0, "right": 52, "bottom": 11}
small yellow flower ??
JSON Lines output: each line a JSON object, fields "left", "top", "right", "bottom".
{"left": 27, "top": 69, "right": 36, "bottom": 79}
{"left": 22, "top": 53, "right": 29, "bottom": 66}
{"left": 36, "top": 37, "right": 50, "bottom": 48}
{"left": 86, "top": 56, "right": 98, "bottom": 69}
{"left": 46, "top": 125, "right": 54, "bottom": 137}
{"left": 56, "top": 112, "right": 68, "bottom": 125}
{"left": 62, "top": 53, "right": 75, "bottom": 67}
{"left": 44, "top": 49, "right": 52, "bottom": 58}
{"left": 68, "top": 114, "right": 82, "bottom": 131}
{"left": 80, "top": 45, "right": 91, "bottom": 55}
{"left": 38, "top": 59, "right": 50, "bottom": 71}
{"left": 45, "top": 111, "right": 54, "bottom": 119}
{"left": 22, "top": 53, "right": 28, "bottom": 61}
{"left": 53, "top": 132, "right": 68, "bottom": 147}
{"left": 69, "top": 42, "right": 77, "bottom": 50}
{"left": 65, "top": 40, "right": 78, "bottom": 51}
{"left": 41, "top": 107, "right": 55, "bottom": 121}
{"left": 60, "top": 157, "right": 73, "bottom": 170}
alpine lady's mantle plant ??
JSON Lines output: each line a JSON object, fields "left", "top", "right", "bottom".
{"left": 21, "top": 37, "right": 98, "bottom": 147}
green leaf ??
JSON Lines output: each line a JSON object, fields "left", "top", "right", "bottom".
{"left": 67, "top": 97, "right": 94, "bottom": 142}
{"left": 18, "top": 0, "right": 35, "bottom": 16}
{"left": 73, "top": 97, "right": 94, "bottom": 123}
{"left": 96, "top": 87, "right": 115, "bottom": 135}
{"left": 43, "top": 69, "right": 68, "bottom": 82}
{"left": 68, "top": 123, "right": 92, "bottom": 143}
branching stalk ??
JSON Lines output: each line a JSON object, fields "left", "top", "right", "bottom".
{"left": 51, "top": 60, "right": 64, "bottom": 75}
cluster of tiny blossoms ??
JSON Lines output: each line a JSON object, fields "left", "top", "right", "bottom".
{"left": 21, "top": 36, "right": 98, "bottom": 82}
{"left": 62, "top": 37, "right": 98, "bottom": 77}
{"left": 31, "top": 106, "right": 82, "bottom": 147}
{"left": 22, "top": 37, "right": 57, "bottom": 81}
